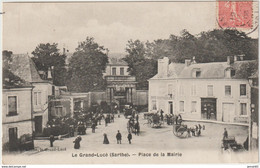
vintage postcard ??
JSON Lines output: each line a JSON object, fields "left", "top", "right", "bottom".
{"left": 1, "top": 1, "right": 259, "bottom": 165}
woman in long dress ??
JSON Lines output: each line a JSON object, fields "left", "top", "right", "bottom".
{"left": 103, "top": 133, "right": 109, "bottom": 144}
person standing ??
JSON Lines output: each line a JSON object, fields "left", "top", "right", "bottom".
{"left": 103, "top": 133, "right": 109, "bottom": 144}
{"left": 223, "top": 128, "right": 228, "bottom": 140}
{"left": 116, "top": 130, "right": 122, "bottom": 144}
{"left": 73, "top": 136, "right": 82, "bottom": 149}
{"left": 160, "top": 109, "right": 164, "bottom": 121}
{"left": 127, "top": 133, "right": 132, "bottom": 144}
{"left": 91, "top": 122, "right": 96, "bottom": 133}
{"left": 136, "top": 114, "right": 139, "bottom": 122}
{"left": 50, "top": 135, "right": 55, "bottom": 147}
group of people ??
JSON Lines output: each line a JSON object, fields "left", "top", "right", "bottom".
{"left": 127, "top": 117, "right": 140, "bottom": 136}
{"left": 103, "top": 130, "right": 133, "bottom": 145}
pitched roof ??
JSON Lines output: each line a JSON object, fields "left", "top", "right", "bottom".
{"left": 108, "top": 57, "right": 128, "bottom": 66}
{"left": 179, "top": 62, "right": 229, "bottom": 78}
{"left": 150, "top": 58, "right": 258, "bottom": 80}
{"left": 3, "top": 68, "right": 32, "bottom": 89}
{"left": 9, "top": 54, "right": 45, "bottom": 83}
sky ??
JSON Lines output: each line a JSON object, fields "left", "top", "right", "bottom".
{"left": 2, "top": 2, "right": 258, "bottom": 56}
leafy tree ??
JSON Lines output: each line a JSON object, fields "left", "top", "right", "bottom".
{"left": 123, "top": 40, "right": 146, "bottom": 74}
{"left": 146, "top": 29, "right": 258, "bottom": 63}
{"left": 123, "top": 40, "right": 158, "bottom": 90}
{"left": 31, "top": 43, "right": 67, "bottom": 85}
{"left": 67, "top": 37, "right": 108, "bottom": 92}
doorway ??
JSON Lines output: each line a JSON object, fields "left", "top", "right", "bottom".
{"left": 35, "top": 116, "right": 43, "bottom": 133}
{"left": 201, "top": 98, "right": 217, "bottom": 120}
{"left": 168, "top": 101, "right": 173, "bottom": 114}
{"left": 9, "top": 127, "right": 18, "bottom": 150}
{"left": 222, "top": 103, "right": 235, "bottom": 122}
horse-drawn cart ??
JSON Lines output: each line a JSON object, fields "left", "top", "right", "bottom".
{"left": 173, "top": 124, "right": 189, "bottom": 138}
{"left": 221, "top": 137, "right": 245, "bottom": 153}
{"left": 144, "top": 113, "right": 163, "bottom": 128}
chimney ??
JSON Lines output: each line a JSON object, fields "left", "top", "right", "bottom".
{"left": 185, "top": 59, "right": 191, "bottom": 67}
{"left": 227, "top": 56, "right": 231, "bottom": 65}
{"left": 191, "top": 56, "right": 197, "bottom": 64}
{"left": 63, "top": 48, "right": 66, "bottom": 55}
{"left": 158, "top": 57, "right": 169, "bottom": 78}
{"left": 234, "top": 55, "right": 238, "bottom": 62}
{"left": 47, "top": 67, "right": 52, "bottom": 79}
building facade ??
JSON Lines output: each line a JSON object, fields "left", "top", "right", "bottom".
{"left": 149, "top": 56, "right": 255, "bottom": 124}
{"left": 2, "top": 69, "right": 34, "bottom": 150}
{"left": 9, "top": 54, "right": 53, "bottom": 134}
{"left": 103, "top": 58, "right": 137, "bottom": 107}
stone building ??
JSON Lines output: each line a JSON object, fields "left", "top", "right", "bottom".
{"left": 103, "top": 58, "right": 137, "bottom": 107}
{"left": 2, "top": 68, "right": 34, "bottom": 150}
{"left": 149, "top": 56, "right": 257, "bottom": 124}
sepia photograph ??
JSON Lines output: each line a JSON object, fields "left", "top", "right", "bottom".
{"left": 1, "top": 1, "right": 259, "bottom": 165}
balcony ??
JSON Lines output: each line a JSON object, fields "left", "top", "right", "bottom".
{"left": 105, "top": 75, "right": 136, "bottom": 82}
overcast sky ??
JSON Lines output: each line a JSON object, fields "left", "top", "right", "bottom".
{"left": 2, "top": 2, "right": 258, "bottom": 55}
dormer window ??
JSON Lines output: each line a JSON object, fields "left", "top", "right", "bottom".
{"left": 196, "top": 71, "right": 201, "bottom": 77}
{"left": 231, "top": 70, "right": 236, "bottom": 77}
{"left": 192, "top": 68, "right": 201, "bottom": 78}
{"left": 225, "top": 68, "right": 235, "bottom": 78}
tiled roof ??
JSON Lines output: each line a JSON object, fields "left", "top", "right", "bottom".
{"left": 3, "top": 68, "right": 32, "bottom": 89}
{"left": 9, "top": 54, "right": 45, "bottom": 83}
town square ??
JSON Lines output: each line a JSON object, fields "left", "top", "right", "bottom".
{"left": 1, "top": 1, "right": 259, "bottom": 165}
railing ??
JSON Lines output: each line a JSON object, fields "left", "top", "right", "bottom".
{"left": 105, "top": 75, "right": 136, "bottom": 81}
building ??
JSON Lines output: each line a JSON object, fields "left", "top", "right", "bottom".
{"left": 2, "top": 68, "right": 34, "bottom": 150}
{"left": 149, "top": 56, "right": 257, "bottom": 124}
{"left": 103, "top": 58, "right": 137, "bottom": 107}
{"left": 9, "top": 54, "right": 53, "bottom": 134}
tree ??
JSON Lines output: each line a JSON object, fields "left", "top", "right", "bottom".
{"left": 123, "top": 40, "right": 158, "bottom": 90}
{"left": 31, "top": 43, "right": 67, "bottom": 85}
{"left": 67, "top": 37, "right": 108, "bottom": 92}
{"left": 123, "top": 40, "right": 146, "bottom": 74}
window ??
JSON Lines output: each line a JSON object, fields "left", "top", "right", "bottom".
{"left": 240, "top": 84, "right": 246, "bottom": 96}
{"left": 55, "top": 107, "right": 63, "bottom": 116}
{"left": 207, "top": 85, "right": 213, "bottom": 96}
{"left": 179, "top": 85, "right": 184, "bottom": 96}
{"left": 168, "top": 84, "right": 173, "bottom": 98}
{"left": 179, "top": 101, "right": 184, "bottom": 112}
{"left": 231, "top": 70, "right": 236, "bottom": 77}
{"left": 240, "top": 103, "right": 247, "bottom": 115}
{"left": 8, "top": 96, "right": 17, "bottom": 116}
{"left": 34, "top": 92, "right": 42, "bottom": 106}
{"left": 225, "top": 85, "right": 231, "bottom": 96}
{"left": 120, "top": 68, "right": 124, "bottom": 75}
{"left": 191, "top": 101, "right": 197, "bottom": 112}
{"left": 196, "top": 71, "right": 201, "bottom": 77}
{"left": 191, "top": 84, "right": 196, "bottom": 96}
{"left": 152, "top": 100, "right": 157, "bottom": 110}
{"left": 112, "top": 67, "right": 116, "bottom": 75}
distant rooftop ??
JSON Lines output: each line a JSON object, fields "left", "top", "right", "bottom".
{"left": 9, "top": 54, "right": 47, "bottom": 83}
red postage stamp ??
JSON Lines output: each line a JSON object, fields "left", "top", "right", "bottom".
{"left": 218, "top": 1, "right": 253, "bottom": 29}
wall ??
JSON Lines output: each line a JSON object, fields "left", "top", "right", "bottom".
{"left": 149, "top": 78, "right": 251, "bottom": 123}
{"left": 2, "top": 121, "right": 33, "bottom": 144}
{"left": 32, "top": 83, "right": 53, "bottom": 130}
{"left": 3, "top": 88, "right": 32, "bottom": 123}
{"left": 2, "top": 88, "right": 33, "bottom": 144}
{"left": 136, "top": 90, "right": 148, "bottom": 106}
{"left": 104, "top": 65, "right": 129, "bottom": 76}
